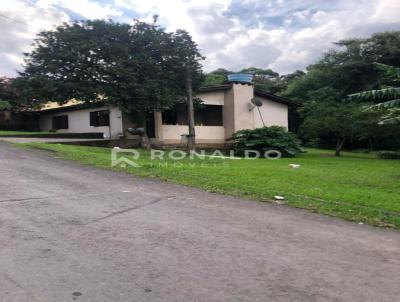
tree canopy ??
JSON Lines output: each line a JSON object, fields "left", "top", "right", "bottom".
{"left": 17, "top": 19, "right": 204, "bottom": 123}
{"left": 283, "top": 31, "right": 400, "bottom": 151}
{"left": 0, "top": 77, "right": 21, "bottom": 110}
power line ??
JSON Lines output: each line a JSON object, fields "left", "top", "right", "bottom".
{"left": 0, "top": 14, "right": 28, "bottom": 25}
{"left": 0, "top": 0, "right": 35, "bottom": 25}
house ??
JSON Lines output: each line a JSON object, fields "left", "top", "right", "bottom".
{"left": 39, "top": 76, "right": 299, "bottom": 146}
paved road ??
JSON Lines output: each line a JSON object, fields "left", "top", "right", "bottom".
{"left": 0, "top": 142, "right": 399, "bottom": 302}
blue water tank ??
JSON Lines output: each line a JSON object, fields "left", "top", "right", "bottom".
{"left": 227, "top": 73, "right": 253, "bottom": 84}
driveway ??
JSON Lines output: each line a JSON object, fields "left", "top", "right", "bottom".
{"left": 0, "top": 141, "right": 399, "bottom": 302}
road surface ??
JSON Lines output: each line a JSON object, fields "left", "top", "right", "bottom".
{"left": 0, "top": 142, "right": 399, "bottom": 302}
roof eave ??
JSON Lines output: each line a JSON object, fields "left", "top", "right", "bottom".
{"left": 254, "top": 89, "right": 302, "bottom": 107}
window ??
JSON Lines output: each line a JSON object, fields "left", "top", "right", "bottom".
{"left": 52, "top": 115, "right": 68, "bottom": 129}
{"left": 162, "top": 105, "right": 223, "bottom": 126}
{"left": 162, "top": 104, "right": 187, "bottom": 125}
{"left": 195, "top": 105, "right": 223, "bottom": 126}
{"left": 90, "top": 110, "right": 110, "bottom": 127}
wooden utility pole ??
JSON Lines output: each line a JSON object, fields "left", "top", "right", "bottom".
{"left": 186, "top": 68, "right": 196, "bottom": 152}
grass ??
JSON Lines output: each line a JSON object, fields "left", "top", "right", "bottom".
{"left": 0, "top": 130, "right": 51, "bottom": 136}
{"left": 20, "top": 142, "right": 400, "bottom": 229}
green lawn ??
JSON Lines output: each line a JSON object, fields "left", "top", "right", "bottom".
{"left": 20, "top": 143, "right": 400, "bottom": 228}
{"left": 0, "top": 130, "right": 51, "bottom": 136}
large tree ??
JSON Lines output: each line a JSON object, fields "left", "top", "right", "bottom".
{"left": 17, "top": 19, "right": 204, "bottom": 145}
{"left": 300, "top": 102, "right": 363, "bottom": 156}
{"left": 284, "top": 31, "right": 400, "bottom": 104}
{"left": 284, "top": 31, "right": 400, "bottom": 149}
{"left": 0, "top": 77, "right": 21, "bottom": 110}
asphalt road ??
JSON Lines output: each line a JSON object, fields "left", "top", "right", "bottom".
{"left": 0, "top": 142, "right": 399, "bottom": 302}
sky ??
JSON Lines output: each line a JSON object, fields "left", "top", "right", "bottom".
{"left": 1, "top": 0, "right": 399, "bottom": 77}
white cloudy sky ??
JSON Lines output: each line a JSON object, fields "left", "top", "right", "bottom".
{"left": 1, "top": 0, "right": 399, "bottom": 77}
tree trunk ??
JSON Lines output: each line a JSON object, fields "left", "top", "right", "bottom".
{"left": 186, "top": 68, "right": 196, "bottom": 153}
{"left": 139, "top": 113, "right": 151, "bottom": 149}
{"left": 368, "top": 138, "right": 374, "bottom": 152}
{"left": 335, "top": 137, "right": 346, "bottom": 157}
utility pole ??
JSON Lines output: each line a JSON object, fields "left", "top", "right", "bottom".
{"left": 186, "top": 67, "right": 196, "bottom": 152}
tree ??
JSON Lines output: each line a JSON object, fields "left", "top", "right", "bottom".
{"left": 17, "top": 19, "right": 204, "bottom": 147}
{"left": 284, "top": 31, "right": 400, "bottom": 104}
{"left": 203, "top": 67, "right": 303, "bottom": 96}
{"left": 0, "top": 77, "right": 21, "bottom": 109}
{"left": 284, "top": 31, "right": 400, "bottom": 150}
{"left": 169, "top": 30, "right": 204, "bottom": 151}
{"left": 203, "top": 68, "right": 232, "bottom": 86}
{"left": 300, "top": 102, "right": 362, "bottom": 156}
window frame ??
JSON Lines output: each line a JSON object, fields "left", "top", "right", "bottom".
{"left": 90, "top": 110, "right": 110, "bottom": 127}
{"left": 52, "top": 115, "right": 69, "bottom": 130}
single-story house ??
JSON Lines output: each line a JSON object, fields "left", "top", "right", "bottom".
{"left": 39, "top": 78, "right": 299, "bottom": 145}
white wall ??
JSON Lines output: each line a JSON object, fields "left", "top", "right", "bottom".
{"left": 162, "top": 125, "right": 225, "bottom": 143}
{"left": 196, "top": 91, "right": 225, "bottom": 105}
{"left": 39, "top": 106, "right": 123, "bottom": 138}
{"left": 253, "top": 98, "right": 288, "bottom": 129}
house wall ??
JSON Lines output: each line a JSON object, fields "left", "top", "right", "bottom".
{"left": 155, "top": 90, "right": 227, "bottom": 144}
{"left": 232, "top": 83, "right": 255, "bottom": 133}
{"left": 196, "top": 91, "right": 225, "bottom": 105}
{"left": 153, "top": 83, "right": 289, "bottom": 145}
{"left": 161, "top": 125, "right": 226, "bottom": 143}
{"left": 253, "top": 97, "right": 288, "bottom": 129}
{"left": 39, "top": 106, "right": 123, "bottom": 138}
{"left": 223, "top": 86, "right": 235, "bottom": 139}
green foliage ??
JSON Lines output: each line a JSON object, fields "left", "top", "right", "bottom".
{"left": 0, "top": 100, "right": 10, "bottom": 110}
{"left": 283, "top": 31, "right": 400, "bottom": 148}
{"left": 349, "top": 87, "right": 400, "bottom": 102}
{"left": 284, "top": 31, "right": 400, "bottom": 103}
{"left": 203, "top": 73, "right": 226, "bottom": 86}
{"left": 229, "top": 126, "right": 302, "bottom": 157}
{"left": 378, "top": 150, "right": 400, "bottom": 159}
{"left": 203, "top": 67, "right": 304, "bottom": 95}
{"left": 347, "top": 63, "right": 400, "bottom": 124}
{"left": 0, "top": 77, "right": 23, "bottom": 109}
{"left": 300, "top": 102, "right": 363, "bottom": 155}
{"left": 17, "top": 19, "right": 204, "bottom": 124}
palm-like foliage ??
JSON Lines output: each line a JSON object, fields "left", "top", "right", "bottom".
{"left": 348, "top": 64, "right": 400, "bottom": 124}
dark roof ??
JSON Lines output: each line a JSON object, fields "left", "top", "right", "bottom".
{"left": 198, "top": 84, "right": 301, "bottom": 106}
{"left": 254, "top": 89, "right": 302, "bottom": 107}
{"left": 198, "top": 84, "right": 233, "bottom": 92}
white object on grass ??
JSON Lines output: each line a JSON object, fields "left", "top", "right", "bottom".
{"left": 274, "top": 195, "right": 285, "bottom": 200}
{"left": 289, "top": 164, "right": 300, "bottom": 168}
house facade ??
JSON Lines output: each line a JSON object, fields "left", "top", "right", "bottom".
{"left": 39, "top": 82, "right": 298, "bottom": 145}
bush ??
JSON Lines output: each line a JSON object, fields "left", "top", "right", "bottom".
{"left": 378, "top": 151, "right": 400, "bottom": 159}
{"left": 229, "top": 126, "right": 302, "bottom": 157}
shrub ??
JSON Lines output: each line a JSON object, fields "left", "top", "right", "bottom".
{"left": 378, "top": 150, "right": 400, "bottom": 159}
{"left": 229, "top": 126, "right": 302, "bottom": 157}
